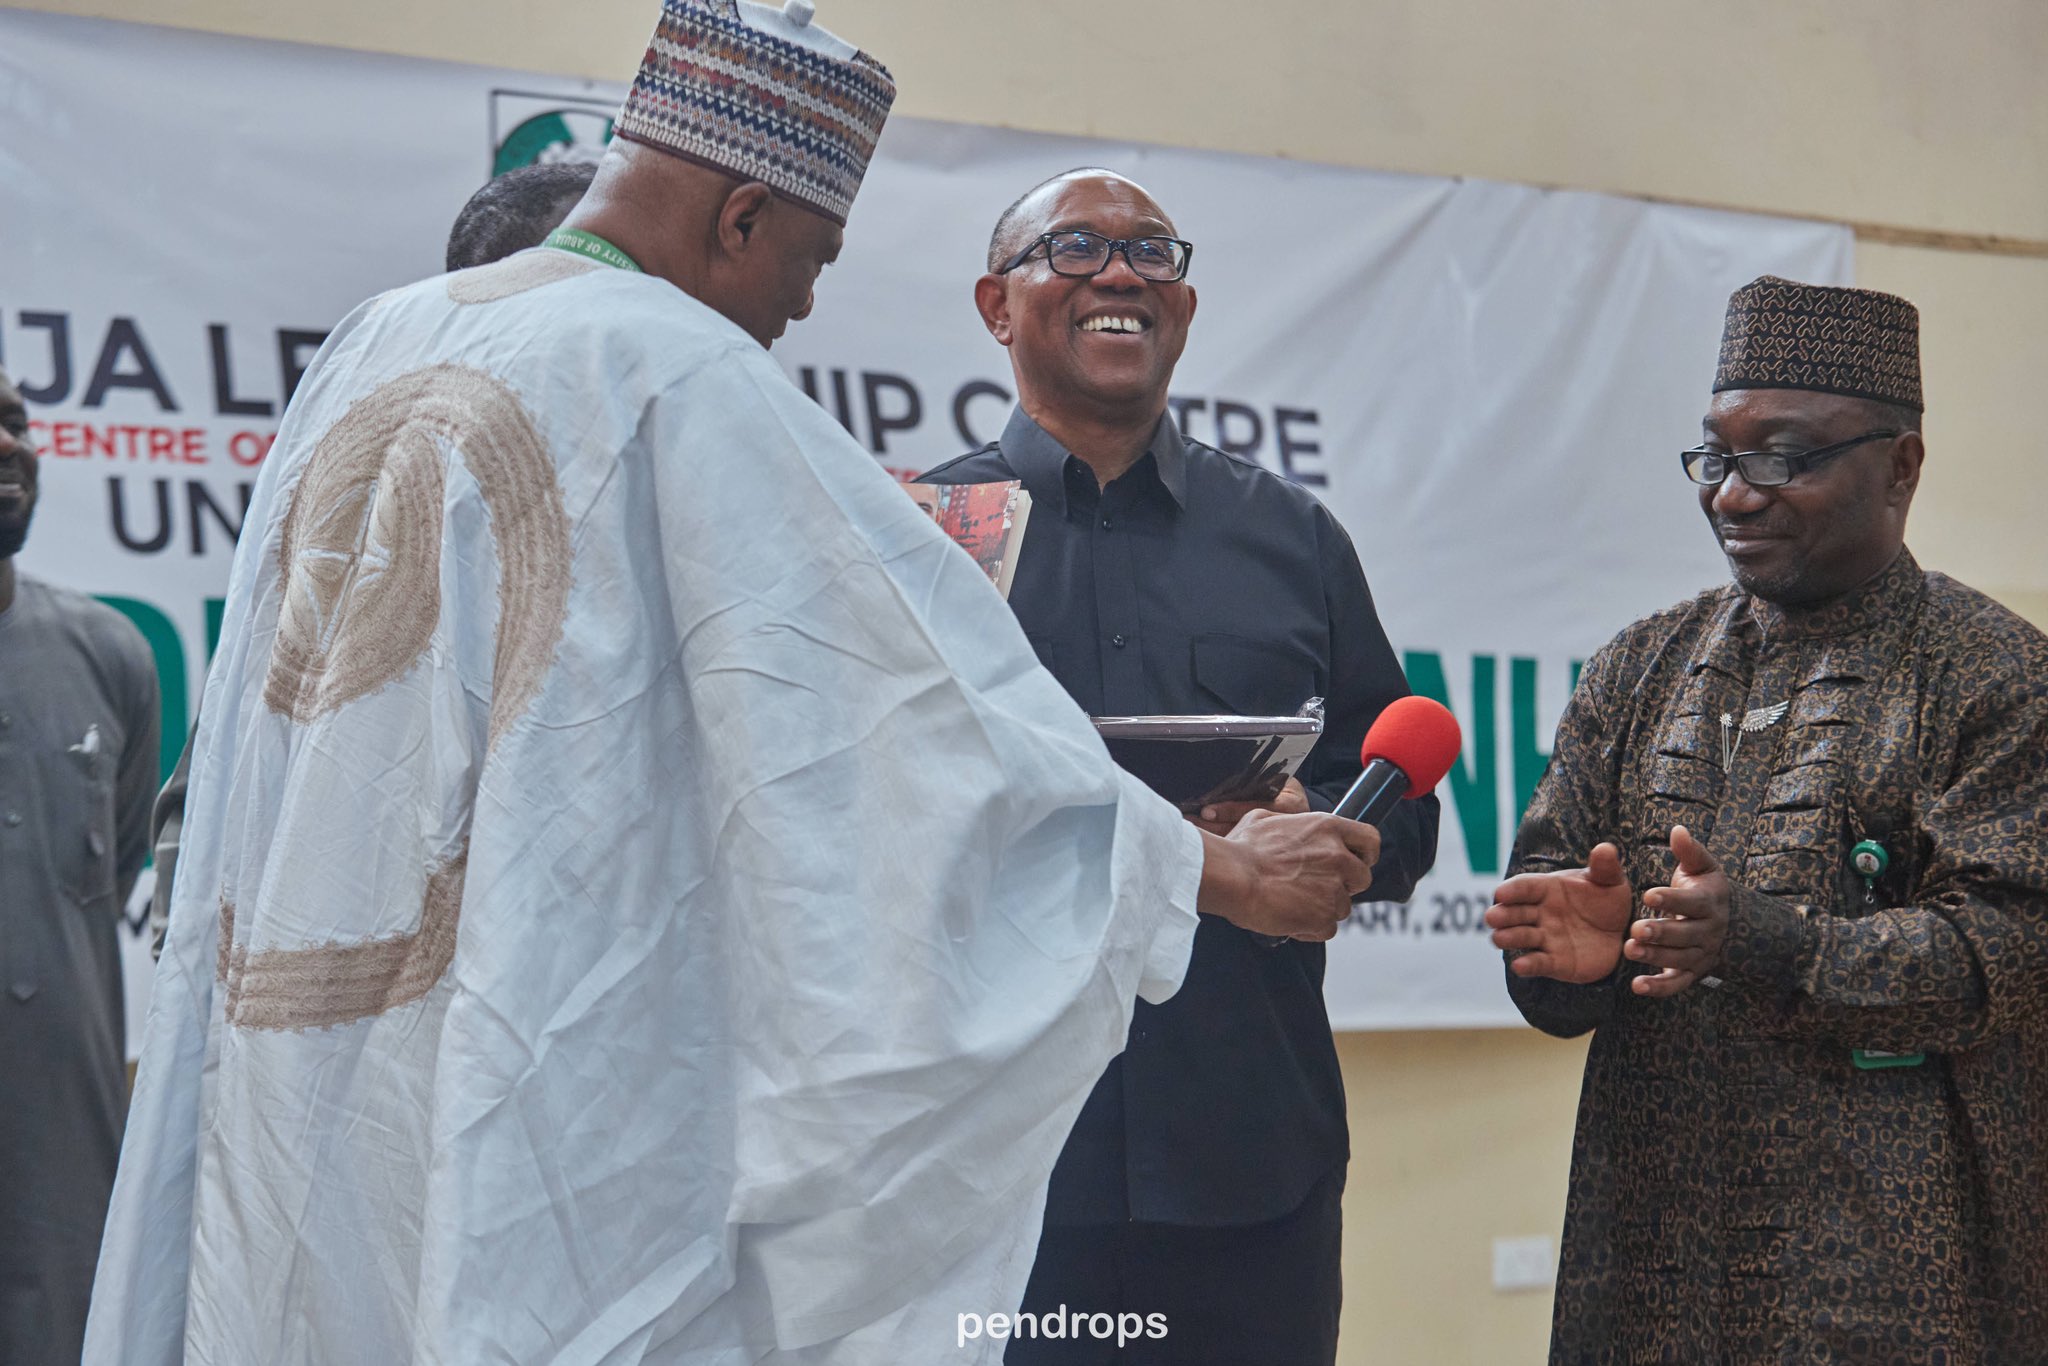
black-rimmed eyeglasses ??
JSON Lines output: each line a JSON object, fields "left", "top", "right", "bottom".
{"left": 1680, "top": 429, "right": 1899, "bottom": 488}
{"left": 997, "top": 231, "right": 1195, "bottom": 282}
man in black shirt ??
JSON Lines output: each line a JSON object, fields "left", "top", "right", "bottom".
{"left": 920, "top": 169, "right": 1439, "bottom": 1364}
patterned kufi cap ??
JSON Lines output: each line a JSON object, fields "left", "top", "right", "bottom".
{"left": 616, "top": 0, "right": 895, "bottom": 226}
{"left": 1714, "top": 275, "right": 1923, "bottom": 412}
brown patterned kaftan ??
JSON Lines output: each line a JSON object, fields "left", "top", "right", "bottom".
{"left": 1507, "top": 549, "right": 2048, "bottom": 1364}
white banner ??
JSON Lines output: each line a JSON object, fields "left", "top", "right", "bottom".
{"left": 0, "top": 10, "right": 1851, "bottom": 1036}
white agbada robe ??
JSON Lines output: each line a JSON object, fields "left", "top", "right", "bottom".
{"left": 84, "top": 248, "right": 1202, "bottom": 1365}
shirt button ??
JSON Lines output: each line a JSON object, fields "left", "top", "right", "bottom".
{"left": 3, "top": 812, "right": 20, "bottom": 827}
{"left": 0, "top": 713, "right": 11, "bottom": 728}
{"left": 1100, "top": 517, "right": 1114, "bottom": 531}
{"left": 1111, "top": 633, "right": 1127, "bottom": 649}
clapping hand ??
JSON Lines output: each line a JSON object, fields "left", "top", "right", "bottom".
{"left": 1625, "top": 825, "right": 1730, "bottom": 998}
{"left": 1485, "top": 843, "right": 1632, "bottom": 983}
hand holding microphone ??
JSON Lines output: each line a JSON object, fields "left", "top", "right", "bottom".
{"left": 1202, "top": 811, "right": 1379, "bottom": 941}
{"left": 1199, "top": 696, "right": 1462, "bottom": 942}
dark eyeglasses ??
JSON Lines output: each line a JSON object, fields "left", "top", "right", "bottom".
{"left": 997, "top": 231, "right": 1195, "bottom": 283}
{"left": 1680, "top": 429, "right": 1899, "bottom": 488}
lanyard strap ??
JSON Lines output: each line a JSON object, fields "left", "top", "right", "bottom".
{"left": 540, "top": 227, "right": 642, "bottom": 274}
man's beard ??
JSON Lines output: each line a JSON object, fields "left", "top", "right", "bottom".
{"left": 0, "top": 507, "right": 33, "bottom": 560}
{"left": 1725, "top": 557, "right": 1809, "bottom": 606}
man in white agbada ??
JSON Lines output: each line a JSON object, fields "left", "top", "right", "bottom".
{"left": 84, "top": 3, "right": 1380, "bottom": 1363}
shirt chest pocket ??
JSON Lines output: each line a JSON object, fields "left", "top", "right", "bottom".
{"left": 35, "top": 746, "right": 117, "bottom": 906}
{"left": 1191, "top": 634, "right": 1323, "bottom": 718}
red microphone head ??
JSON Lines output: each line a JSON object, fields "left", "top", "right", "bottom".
{"left": 1360, "top": 696, "right": 1463, "bottom": 799}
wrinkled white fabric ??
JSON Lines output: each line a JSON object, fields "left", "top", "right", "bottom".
{"left": 84, "top": 250, "right": 1202, "bottom": 1366}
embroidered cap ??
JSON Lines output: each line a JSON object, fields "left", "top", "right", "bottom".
{"left": 615, "top": 0, "right": 895, "bottom": 226}
{"left": 1713, "top": 275, "right": 1923, "bottom": 412}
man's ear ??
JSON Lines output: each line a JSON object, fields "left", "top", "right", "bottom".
{"left": 1888, "top": 429, "right": 1926, "bottom": 507}
{"left": 716, "top": 182, "right": 777, "bottom": 259}
{"left": 973, "top": 274, "right": 1013, "bottom": 345}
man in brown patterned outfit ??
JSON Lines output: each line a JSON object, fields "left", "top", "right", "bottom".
{"left": 1486, "top": 276, "right": 2048, "bottom": 1363}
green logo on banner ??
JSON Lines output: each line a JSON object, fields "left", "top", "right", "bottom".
{"left": 493, "top": 109, "right": 615, "bottom": 176}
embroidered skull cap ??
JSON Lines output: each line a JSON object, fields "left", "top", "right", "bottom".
{"left": 615, "top": 0, "right": 895, "bottom": 226}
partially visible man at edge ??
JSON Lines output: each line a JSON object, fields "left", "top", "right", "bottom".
{"left": 0, "top": 364, "right": 160, "bottom": 1366}
{"left": 86, "top": 3, "right": 1379, "bottom": 1363}
{"left": 1487, "top": 276, "right": 2048, "bottom": 1361}
{"left": 148, "top": 157, "right": 601, "bottom": 953}
{"left": 920, "top": 169, "right": 1439, "bottom": 1364}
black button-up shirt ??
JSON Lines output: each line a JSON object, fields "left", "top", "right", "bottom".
{"left": 921, "top": 408, "right": 1439, "bottom": 1226}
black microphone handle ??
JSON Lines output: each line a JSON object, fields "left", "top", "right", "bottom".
{"left": 1333, "top": 757, "right": 1410, "bottom": 825}
{"left": 1252, "top": 757, "right": 1409, "bottom": 947}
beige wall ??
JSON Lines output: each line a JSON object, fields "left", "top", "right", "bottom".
{"left": 1340, "top": 1029, "right": 1588, "bottom": 1363}
{"left": 1858, "top": 240, "right": 2048, "bottom": 620}
{"left": 20, "top": 2, "right": 2046, "bottom": 1361}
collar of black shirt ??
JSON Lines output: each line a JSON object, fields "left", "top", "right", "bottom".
{"left": 999, "top": 405, "right": 1189, "bottom": 519}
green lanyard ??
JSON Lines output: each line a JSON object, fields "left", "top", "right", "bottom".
{"left": 541, "top": 227, "right": 642, "bottom": 274}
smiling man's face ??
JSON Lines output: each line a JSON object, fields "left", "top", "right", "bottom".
{"left": 1696, "top": 388, "right": 1919, "bottom": 607}
{"left": 0, "top": 369, "right": 38, "bottom": 560}
{"left": 977, "top": 173, "right": 1197, "bottom": 428}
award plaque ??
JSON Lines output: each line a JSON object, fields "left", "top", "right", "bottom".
{"left": 1092, "top": 704, "right": 1325, "bottom": 811}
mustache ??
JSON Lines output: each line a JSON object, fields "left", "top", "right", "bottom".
{"left": 1713, "top": 514, "right": 1789, "bottom": 538}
